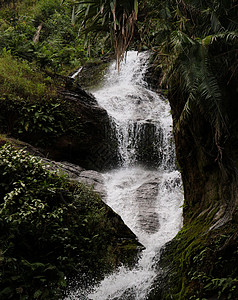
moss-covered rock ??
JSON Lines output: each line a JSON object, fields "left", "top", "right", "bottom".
{"left": 147, "top": 57, "right": 238, "bottom": 299}
{"left": 75, "top": 57, "right": 112, "bottom": 91}
{"left": 149, "top": 218, "right": 238, "bottom": 299}
{"left": 0, "top": 53, "right": 118, "bottom": 171}
{"left": 53, "top": 78, "right": 118, "bottom": 170}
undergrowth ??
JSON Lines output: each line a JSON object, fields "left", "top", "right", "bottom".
{"left": 0, "top": 144, "right": 138, "bottom": 299}
{"left": 0, "top": 0, "right": 111, "bottom": 75}
{"left": 0, "top": 50, "right": 55, "bottom": 100}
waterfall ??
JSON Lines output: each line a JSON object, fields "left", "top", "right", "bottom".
{"left": 66, "top": 51, "right": 183, "bottom": 299}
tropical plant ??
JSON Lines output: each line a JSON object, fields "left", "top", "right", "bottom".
{"left": 139, "top": 0, "right": 238, "bottom": 163}
{"left": 0, "top": 0, "right": 90, "bottom": 74}
{"left": 65, "top": 0, "right": 138, "bottom": 66}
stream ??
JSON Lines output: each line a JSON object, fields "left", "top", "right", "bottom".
{"left": 66, "top": 51, "right": 183, "bottom": 299}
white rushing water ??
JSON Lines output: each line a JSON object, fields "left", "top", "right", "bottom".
{"left": 67, "top": 51, "right": 183, "bottom": 299}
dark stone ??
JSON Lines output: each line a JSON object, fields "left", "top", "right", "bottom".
{"left": 40, "top": 158, "right": 107, "bottom": 198}
{"left": 49, "top": 79, "right": 119, "bottom": 171}
{"left": 74, "top": 56, "right": 112, "bottom": 90}
{"left": 134, "top": 122, "right": 164, "bottom": 167}
{"left": 78, "top": 170, "right": 107, "bottom": 198}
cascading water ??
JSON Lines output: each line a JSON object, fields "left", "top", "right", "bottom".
{"left": 66, "top": 51, "right": 183, "bottom": 299}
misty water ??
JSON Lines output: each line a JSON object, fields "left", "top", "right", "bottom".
{"left": 66, "top": 51, "right": 183, "bottom": 299}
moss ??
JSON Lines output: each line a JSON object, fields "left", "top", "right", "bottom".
{"left": 149, "top": 215, "right": 238, "bottom": 300}
{"left": 76, "top": 59, "right": 111, "bottom": 90}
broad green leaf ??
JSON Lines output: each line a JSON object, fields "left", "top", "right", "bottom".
{"left": 202, "top": 35, "right": 212, "bottom": 45}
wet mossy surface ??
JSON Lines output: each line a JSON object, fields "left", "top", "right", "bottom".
{"left": 76, "top": 58, "right": 112, "bottom": 91}
{"left": 148, "top": 216, "right": 238, "bottom": 300}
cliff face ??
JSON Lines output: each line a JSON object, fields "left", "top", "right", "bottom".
{"left": 149, "top": 74, "right": 238, "bottom": 299}
{"left": 171, "top": 91, "right": 238, "bottom": 229}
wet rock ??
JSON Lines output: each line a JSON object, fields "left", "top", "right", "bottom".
{"left": 53, "top": 79, "right": 118, "bottom": 171}
{"left": 41, "top": 158, "right": 84, "bottom": 178}
{"left": 134, "top": 122, "right": 164, "bottom": 167}
{"left": 136, "top": 180, "right": 160, "bottom": 233}
{"left": 75, "top": 56, "right": 112, "bottom": 90}
{"left": 78, "top": 170, "right": 106, "bottom": 198}
{"left": 0, "top": 136, "right": 45, "bottom": 157}
{"left": 0, "top": 136, "right": 108, "bottom": 198}
{"left": 41, "top": 158, "right": 106, "bottom": 198}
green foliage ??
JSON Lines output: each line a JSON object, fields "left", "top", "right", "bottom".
{"left": 66, "top": 0, "right": 138, "bottom": 66}
{"left": 140, "top": 3, "right": 238, "bottom": 300}
{"left": 140, "top": 0, "right": 238, "bottom": 160}
{"left": 0, "top": 144, "right": 87, "bottom": 298}
{"left": 0, "top": 94, "right": 83, "bottom": 146}
{"left": 0, "top": 52, "right": 83, "bottom": 146}
{"left": 33, "top": 0, "right": 62, "bottom": 22}
{"left": 188, "top": 270, "right": 238, "bottom": 299}
{"left": 0, "top": 144, "right": 138, "bottom": 299}
{"left": 153, "top": 217, "right": 238, "bottom": 300}
{"left": 0, "top": 51, "right": 53, "bottom": 100}
{"left": 204, "top": 277, "right": 238, "bottom": 299}
{"left": 0, "top": 0, "right": 91, "bottom": 74}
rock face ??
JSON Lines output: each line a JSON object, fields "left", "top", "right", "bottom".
{"left": 41, "top": 158, "right": 107, "bottom": 199}
{"left": 78, "top": 170, "right": 107, "bottom": 198}
{"left": 51, "top": 79, "right": 118, "bottom": 171}
{"left": 169, "top": 89, "right": 238, "bottom": 229}
{"left": 41, "top": 157, "right": 143, "bottom": 263}
{"left": 136, "top": 181, "right": 160, "bottom": 233}
{"left": 147, "top": 69, "right": 238, "bottom": 299}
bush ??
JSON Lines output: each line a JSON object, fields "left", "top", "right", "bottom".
{"left": 0, "top": 94, "right": 82, "bottom": 146}
{"left": 0, "top": 0, "right": 89, "bottom": 74}
{"left": 0, "top": 52, "right": 83, "bottom": 146}
{"left": 0, "top": 144, "right": 134, "bottom": 299}
{"left": 0, "top": 0, "right": 111, "bottom": 74}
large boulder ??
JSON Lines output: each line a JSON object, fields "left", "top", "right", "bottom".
{"left": 52, "top": 79, "right": 118, "bottom": 171}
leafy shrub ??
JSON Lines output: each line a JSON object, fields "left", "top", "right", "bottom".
{"left": 0, "top": 0, "right": 111, "bottom": 74}
{"left": 33, "top": 0, "right": 61, "bottom": 23}
{"left": 0, "top": 52, "right": 83, "bottom": 146}
{"left": 0, "top": 0, "right": 89, "bottom": 74}
{"left": 0, "top": 94, "right": 83, "bottom": 146}
{"left": 0, "top": 144, "right": 131, "bottom": 299}
{"left": 0, "top": 25, "right": 36, "bottom": 60}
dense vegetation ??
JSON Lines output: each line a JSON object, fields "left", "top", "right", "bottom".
{"left": 0, "top": 1, "right": 137, "bottom": 299}
{"left": 67, "top": 0, "right": 238, "bottom": 299}
{"left": 0, "top": 52, "right": 85, "bottom": 148}
{"left": 0, "top": 0, "right": 238, "bottom": 299}
{"left": 139, "top": 1, "right": 238, "bottom": 299}
{"left": 0, "top": 144, "right": 139, "bottom": 299}
{"left": 0, "top": 0, "right": 103, "bottom": 74}
{"left": 0, "top": 0, "right": 111, "bottom": 155}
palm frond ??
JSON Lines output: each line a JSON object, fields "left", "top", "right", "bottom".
{"left": 67, "top": 0, "right": 138, "bottom": 66}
